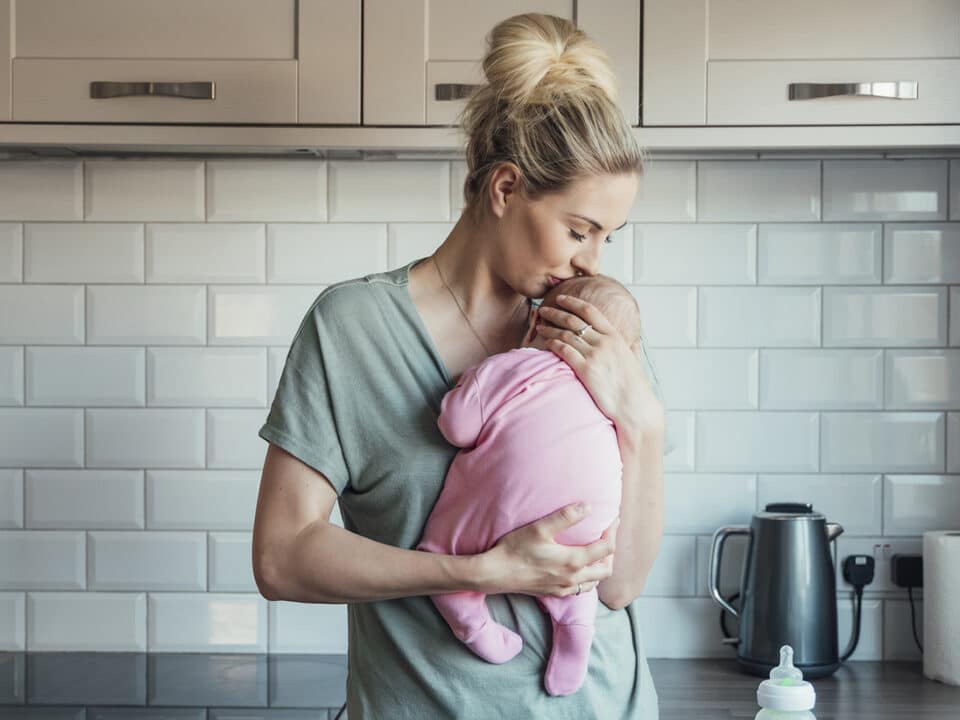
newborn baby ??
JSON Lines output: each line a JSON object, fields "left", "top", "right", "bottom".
{"left": 416, "top": 274, "right": 646, "bottom": 697}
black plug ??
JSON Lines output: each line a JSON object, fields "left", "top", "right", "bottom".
{"left": 843, "top": 554, "right": 875, "bottom": 588}
{"left": 891, "top": 554, "right": 923, "bottom": 588}
{"left": 839, "top": 555, "right": 875, "bottom": 663}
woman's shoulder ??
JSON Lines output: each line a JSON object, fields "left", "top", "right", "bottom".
{"left": 307, "top": 262, "right": 415, "bottom": 320}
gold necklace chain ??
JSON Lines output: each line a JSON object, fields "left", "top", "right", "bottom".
{"left": 431, "top": 254, "right": 525, "bottom": 357}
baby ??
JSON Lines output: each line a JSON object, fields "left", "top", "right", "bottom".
{"left": 416, "top": 274, "right": 648, "bottom": 697}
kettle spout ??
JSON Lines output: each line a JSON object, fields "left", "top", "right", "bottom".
{"left": 826, "top": 522, "right": 844, "bottom": 542}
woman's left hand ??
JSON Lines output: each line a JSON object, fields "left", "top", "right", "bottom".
{"left": 536, "top": 295, "right": 664, "bottom": 435}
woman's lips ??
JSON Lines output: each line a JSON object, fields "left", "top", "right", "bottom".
{"left": 548, "top": 275, "right": 562, "bottom": 287}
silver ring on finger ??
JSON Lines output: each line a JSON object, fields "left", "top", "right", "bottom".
{"left": 576, "top": 582, "right": 582, "bottom": 595}
{"left": 575, "top": 323, "right": 591, "bottom": 342}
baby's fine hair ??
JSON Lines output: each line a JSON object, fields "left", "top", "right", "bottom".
{"left": 541, "top": 276, "right": 642, "bottom": 346}
{"left": 457, "top": 13, "right": 645, "bottom": 219}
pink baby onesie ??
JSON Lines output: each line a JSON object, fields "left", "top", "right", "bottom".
{"left": 416, "top": 347, "right": 623, "bottom": 697}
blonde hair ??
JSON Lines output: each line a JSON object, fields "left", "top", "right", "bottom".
{"left": 458, "top": 13, "right": 644, "bottom": 220}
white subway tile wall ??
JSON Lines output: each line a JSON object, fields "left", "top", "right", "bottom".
{"left": 0, "top": 156, "right": 957, "bottom": 661}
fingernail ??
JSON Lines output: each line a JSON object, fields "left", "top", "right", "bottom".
{"left": 557, "top": 294, "right": 567, "bottom": 301}
{"left": 580, "top": 504, "right": 591, "bottom": 515}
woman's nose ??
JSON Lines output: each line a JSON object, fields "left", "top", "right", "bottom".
{"left": 572, "top": 246, "right": 602, "bottom": 277}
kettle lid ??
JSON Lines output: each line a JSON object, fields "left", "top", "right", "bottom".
{"left": 764, "top": 502, "right": 813, "bottom": 514}
{"left": 757, "top": 502, "right": 825, "bottom": 521}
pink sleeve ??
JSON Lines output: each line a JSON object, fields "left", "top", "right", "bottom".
{"left": 437, "top": 364, "right": 485, "bottom": 448}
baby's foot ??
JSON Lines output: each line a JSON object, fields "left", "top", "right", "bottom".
{"left": 463, "top": 619, "right": 523, "bottom": 664}
{"left": 544, "top": 622, "right": 594, "bottom": 696}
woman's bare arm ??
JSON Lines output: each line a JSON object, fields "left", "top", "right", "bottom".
{"left": 252, "top": 443, "right": 616, "bottom": 603}
{"left": 597, "top": 418, "right": 665, "bottom": 610}
{"left": 253, "top": 444, "right": 483, "bottom": 602}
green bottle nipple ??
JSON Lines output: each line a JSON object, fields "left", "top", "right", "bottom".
{"left": 769, "top": 645, "right": 804, "bottom": 686}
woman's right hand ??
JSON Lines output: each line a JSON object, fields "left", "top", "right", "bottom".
{"left": 480, "top": 504, "right": 619, "bottom": 597}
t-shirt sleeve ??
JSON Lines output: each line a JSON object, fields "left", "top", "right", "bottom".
{"left": 258, "top": 295, "right": 351, "bottom": 495}
{"left": 437, "top": 363, "right": 484, "bottom": 449}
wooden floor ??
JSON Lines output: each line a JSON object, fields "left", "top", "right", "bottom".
{"left": 650, "top": 659, "right": 960, "bottom": 719}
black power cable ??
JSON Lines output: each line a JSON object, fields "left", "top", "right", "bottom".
{"left": 839, "top": 585, "right": 863, "bottom": 662}
{"left": 908, "top": 585, "right": 924, "bottom": 653}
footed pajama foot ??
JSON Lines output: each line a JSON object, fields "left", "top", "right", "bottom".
{"left": 463, "top": 619, "right": 523, "bottom": 664}
{"left": 544, "top": 621, "right": 594, "bottom": 696}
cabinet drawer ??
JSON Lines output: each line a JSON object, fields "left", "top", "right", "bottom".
{"left": 13, "top": 60, "right": 297, "bottom": 124}
{"left": 15, "top": 0, "right": 295, "bottom": 59}
{"left": 707, "top": 59, "right": 960, "bottom": 125}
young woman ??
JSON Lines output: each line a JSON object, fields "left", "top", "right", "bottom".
{"left": 253, "top": 13, "right": 665, "bottom": 718}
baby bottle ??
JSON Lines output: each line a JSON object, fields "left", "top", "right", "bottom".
{"left": 755, "top": 645, "right": 817, "bottom": 720}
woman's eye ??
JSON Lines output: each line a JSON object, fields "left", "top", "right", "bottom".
{"left": 569, "top": 228, "right": 615, "bottom": 244}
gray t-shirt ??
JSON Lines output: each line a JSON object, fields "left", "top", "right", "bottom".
{"left": 258, "top": 259, "right": 660, "bottom": 719}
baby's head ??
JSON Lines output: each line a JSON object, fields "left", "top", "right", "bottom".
{"left": 521, "top": 274, "right": 642, "bottom": 351}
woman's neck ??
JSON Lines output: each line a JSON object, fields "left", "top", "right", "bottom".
{"left": 432, "top": 212, "right": 523, "bottom": 318}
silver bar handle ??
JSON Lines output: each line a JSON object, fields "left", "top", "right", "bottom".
{"left": 434, "top": 83, "right": 481, "bottom": 101}
{"left": 788, "top": 81, "right": 917, "bottom": 101}
{"left": 90, "top": 81, "right": 216, "bottom": 100}
{"left": 709, "top": 526, "right": 751, "bottom": 618}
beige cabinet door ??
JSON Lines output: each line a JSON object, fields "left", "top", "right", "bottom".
{"left": 364, "top": 0, "right": 639, "bottom": 127}
{"left": 2, "top": 0, "right": 360, "bottom": 125}
{"left": 644, "top": 0, "right": 960, "bottom": 126}
{"left": 0, "top": 1, "right": 9, "bottom": 121}
{"left": 299, "top": 0, "right": 361, "bottom": 125}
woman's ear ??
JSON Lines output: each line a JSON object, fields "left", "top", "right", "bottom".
{"left": 521, "top": 306, "right": 540, "bottom": 346}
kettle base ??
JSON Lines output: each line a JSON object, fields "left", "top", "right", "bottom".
{"left": 738, "top": 655, "right": 840, "bottom": 680}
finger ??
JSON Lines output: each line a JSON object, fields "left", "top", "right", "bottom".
{"left": 537, "top": 304, "right": 601, "bottom": 336}
{"left": 534, "top": 502, "right": 591, "bottom": 538}
{"left": 601, "top": 517, "right": 621, "bottom": 541}
{"left": 565, "top": 582, "right": 591, "bottom": 597}
{"left": 579, "top": 525, "right": 618, "bottom": 565}
{"left": 536, "top": 323, "right": 595, "bottom": 350}
{"left": 555, "top": 294, "right": 618, "bottom": 335}
{"left": 567, "top": 578, "right": 602, "bottom": 597}
{"left": 546, "top": 338, "right": 588, "bottom": 370}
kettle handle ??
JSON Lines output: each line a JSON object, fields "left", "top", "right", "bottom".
{"left": 709, "top": 526, "right": 750, "bottom": 618}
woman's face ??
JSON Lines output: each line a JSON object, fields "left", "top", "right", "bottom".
{"left": 489, "top": 165, "right": 639, "bottom": 298}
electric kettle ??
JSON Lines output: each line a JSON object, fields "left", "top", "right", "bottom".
{"left": 709, "top": 502, "right": 844, "bottom": 679}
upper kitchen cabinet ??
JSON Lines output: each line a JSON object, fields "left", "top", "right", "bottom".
{"left": 363, "top": 0, "right": 640, "bottom": 127}
{"left": 643, "top": 0, "right": 960, "bottom": 126}
{"left": 1, "top": 0, "right": 360, "bottom": 125}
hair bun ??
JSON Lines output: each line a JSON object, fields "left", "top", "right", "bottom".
{"left": 481, "top": 13, "right": 618, "bottom": 111}
{"left": 456, "top": 13, "right": 643, "bottom": 220}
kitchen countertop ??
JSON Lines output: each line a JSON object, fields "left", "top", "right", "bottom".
{"left": 2, "top": 653, "right": 958, "bottom": 718}
{"left": 651, "top": 658, "right": 960, "bottom": 719}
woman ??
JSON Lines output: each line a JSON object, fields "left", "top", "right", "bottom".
{"left": 253, "top": 13, "right": 665, "bottom": 718}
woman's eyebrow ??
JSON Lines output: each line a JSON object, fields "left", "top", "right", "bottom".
{"left": 567, "top": 213, "right": 628, "bottom": 232}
